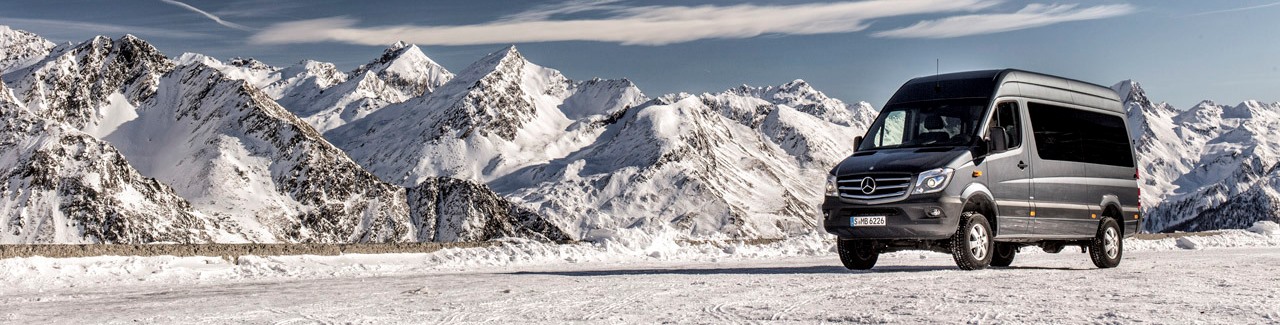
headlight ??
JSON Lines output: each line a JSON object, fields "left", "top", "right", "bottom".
{"left": 825, "top": 174, "right": 839, "bottom": 197}
{"left": 912, "top": 168, "right": 954, "bottom": 194}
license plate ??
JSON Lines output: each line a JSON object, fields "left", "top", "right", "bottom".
{"left": 851, "top": 216, "right": 886, "bottom": 227}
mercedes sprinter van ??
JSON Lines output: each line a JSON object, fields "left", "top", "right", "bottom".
{"left": 823, "top": 69, "right": 1140, "bottom": 270}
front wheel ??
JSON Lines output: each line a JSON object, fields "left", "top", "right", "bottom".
{"left": 950, "top": 212, "right": 993, "bottom": 270}
{"left": 1089, "top": 218, "right": 1123, "bottom": 268}
{"left": 837, "top": 240, "right": 879, "bottom": 270}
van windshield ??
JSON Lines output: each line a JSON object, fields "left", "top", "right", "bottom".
{"left": 859, "top": 99, "right": 989, "bottom": 151}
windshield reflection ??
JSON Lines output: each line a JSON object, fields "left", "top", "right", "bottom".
{"left": 859, "top": 99, "right": 988, "bottom": 151}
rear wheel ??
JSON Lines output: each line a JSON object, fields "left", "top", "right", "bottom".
{"left": 837, "top": 240, "right": 878, "bottom": 270}
{"left": 1089, "top": 218, "right": 1123, "bottom": 268}
{"left": 990, "top": 243, "right": 1017, "bottom": 267}
{"left": 950, "top": 212, "right": 993, "bottom": 270}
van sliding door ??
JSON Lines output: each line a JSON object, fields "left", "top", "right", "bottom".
{"left": 1026, "top": 102, "right": 1098, "bottom": 238}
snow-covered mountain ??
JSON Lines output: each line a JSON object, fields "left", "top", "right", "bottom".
{"left": 326, "top": 45, "right": 881, "bottom": 240}
{"left": 493, "top": 86, "right": 873, "bottom": 240}
{"left": 350, "top": 41, "right": 453, "bottom": 97}
{"left": 285, "top": 43, "right": 454, "bottom": 132}
{"left": 0, "top": 81, "right": 228, "bottom": 244}
{"left": 717, "top": 80, "right": 878, "bottom": 164}
{"left": 0, "top": 27, "right": 566, "bottom": 244}
{"left": 100, "top": 63, "right": 414, "bottom": 243}
{"left": 0, "top": 26, "right": 55, "bottom": 75}
{"left": 3, "top": 34, "right": 172, "bottom": 138}
{"left": 328, "top": 46, "right": 647, "bottom": 185}
{"left": 408, "top": 177, "right": 569, "bottom": 242}
{"left": 178, "top": 42, "right": 453, "bottom": 133}
{"left": 1116, "top": 80, "right": 1192, "bottom": 209}
{"left": 1117, "top": 81, "right": 1280, "bottom": 232}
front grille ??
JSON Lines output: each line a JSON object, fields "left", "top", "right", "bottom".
{"left": 837, "top": 173, "right": 913, "bottom": 201}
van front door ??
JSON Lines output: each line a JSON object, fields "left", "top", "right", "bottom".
{"left": 985, "top": 101, "right": 1033, "bottom": 238}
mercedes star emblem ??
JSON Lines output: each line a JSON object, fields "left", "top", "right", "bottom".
{"left": 859, "top": 177, "right": 876, "bottom": 195}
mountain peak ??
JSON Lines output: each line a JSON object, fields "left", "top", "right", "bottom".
{"left": 468, "top": 45, "right": 525, "bottom": 70}
{"left": 442, "top": 45, "right": 541, "bottom": 93}
{"left": 0, "top": 25, "right": 55, "bottom": 74}
{"left": 227, "top": 57, "right": 274, "bottom": 70}
{"left": 359, "top": 42, "right": 431, "bottom": 70}
{"left": 277, "top": 59, "right": 346, "bottom": 89}
{"left": 4, "top": 30, "right": 174, "bottom": 132}
{"left": 349, "top": 41, "right": 453, "bottom": 97}
{"left": 781, "top": 79, "right": 809, "bottom": 89}
{"left": 777, "top": 79, "right": 821, "bottom": 96}
{"left": 1110, "top": 79, "right": 1139, "bottom": 95}
{"left": 1111, "top": 79, "right": 1152, "bottom": 109}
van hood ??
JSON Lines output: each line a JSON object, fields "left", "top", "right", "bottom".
{"left": 833, "top": 147, "right": 972, "bottom": 176}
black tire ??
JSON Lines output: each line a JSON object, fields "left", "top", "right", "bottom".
{"left": 1089, "top": 217, "right": 1123, "bottom": 268}
{"left": 950, "top": 212, "right": 993, "bottom": 270}
{"left": 837, "top": 240, "right": 879, "bottom": 270}
{"left": 990, "top": 243, "right": 1017, "bottom": 267}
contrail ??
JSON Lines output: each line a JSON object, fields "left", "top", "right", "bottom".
{"left": 1186, "top": 1, "right": 1280, "bottom": 17}
{"left": 160, "top": 0, "right": 254, "bottom": 31}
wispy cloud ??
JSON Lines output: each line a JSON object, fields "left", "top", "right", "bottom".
{"left": 212, "top": 0, "right": 307, "bottom": 18}
{"left": 1186, "top": 1, "right": 1280, "bottom": 17}
{"left": 250, "top": 0, "right": 998, "bottom": 46}
{"left": 873, "top": 3, "right": 1135, "bottom": 39}
{"left": 160, "top": 0, "right": 254, "bottom": 31}
{"left": 499, "top": 0, "right": 627, "bottom": 22}
{"left": 0, "top": 17, "right": 211, "bottom": 40}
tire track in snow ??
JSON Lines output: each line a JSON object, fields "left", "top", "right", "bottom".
{"left": 581, "top": 286, "right": 641, "bottom": 321}
{"left": 768, "top": 296, "right": 817, "bottom": 321}
{"left": 702, "top": 301, "right": 758, "bottom": 324}
{"left": 266, "top": 307, "right": 335, "bottom": 325}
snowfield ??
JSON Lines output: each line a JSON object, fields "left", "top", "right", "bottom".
{"left": 3, "top": 223, "right": 1279, "bottom": 324}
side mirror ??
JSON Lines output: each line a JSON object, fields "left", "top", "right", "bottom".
{"left": 853, "top": 136, "right": 863, "bottom": 151}
{"left": 987, "top": 126, "right": 1008, "bottom": 153}
{"left": 973, "top": 138, "right": 989, "bottom": 158}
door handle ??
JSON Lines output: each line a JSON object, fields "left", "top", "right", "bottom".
{"left": 1017, "top": 161, "right": 1027, "bottom": 169}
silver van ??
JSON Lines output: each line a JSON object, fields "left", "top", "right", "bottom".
{"left": 823, "top": 69, "right": 1140, "bottom": 270}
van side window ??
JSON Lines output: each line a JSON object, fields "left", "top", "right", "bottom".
{"left": 990, "top": 102, "right": 1022, "bottom": 149}
{"left": 873, "top": 110, "right": 906, "bottom": 147}
{"left": 1027, "top": 102, "right": 1135, "bottom": 167}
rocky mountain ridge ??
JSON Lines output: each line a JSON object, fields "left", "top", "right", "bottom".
{"left": 0, "top": 27, "right": 560, "bottom": 243}
{"left": 1117, "top": 81, "right": 1280, "bottom": 232}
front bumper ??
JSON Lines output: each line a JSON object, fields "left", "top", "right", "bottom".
{"left": 821, "top": 194, "right": 964, "bottom": 240}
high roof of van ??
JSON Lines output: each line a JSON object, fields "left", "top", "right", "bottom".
{"left": 886, "top": 69, "right": 1123, "bottom": 113}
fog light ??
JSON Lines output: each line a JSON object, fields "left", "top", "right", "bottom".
{"left": 927, "top": 208, "right": 943, "bottom": 217}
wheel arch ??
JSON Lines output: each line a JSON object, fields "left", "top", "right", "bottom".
{"left": 961, "top": 184, "right": 998, "bottom": 236}
{"left": 1099, "top": 194, "right": 1124, "bottom": 235}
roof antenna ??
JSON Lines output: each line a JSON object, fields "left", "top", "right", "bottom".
{"left": 934, "top": 59, "right": 942, "bottom": 92}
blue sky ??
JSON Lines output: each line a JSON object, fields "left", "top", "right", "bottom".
{"left": 2, "top": 0, "right": 1278, "bottom": 109}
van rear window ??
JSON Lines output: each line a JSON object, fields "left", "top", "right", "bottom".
{"left": 1027, "top": 102, "right": 1134, "bottom": 167}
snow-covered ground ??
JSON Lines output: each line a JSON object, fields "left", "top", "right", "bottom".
{"left": 3, "top": 223, "right": 1279, "bottom": 323}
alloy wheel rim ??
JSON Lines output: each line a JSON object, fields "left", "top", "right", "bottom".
{"left": 1104, "top": 227, "right": 1119, "bottom": 259}
{"left": 969, "top": 224, "right": 988, "bottom": 260}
